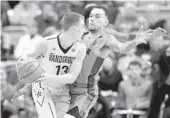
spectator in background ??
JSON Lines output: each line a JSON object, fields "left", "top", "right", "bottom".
{"left": 116, "top": 60, "right": 153, "bottom": 118}
{"left": 35, "top": 3, "right": 58, "bottom": 36}
{"left": 115, "top": 2, "right": 138, "bottom": 33}
{"left": 1, "top": 66, "right": 18, "bottom": 118}
{"left": 54, "top": 1, "right": 72, "bottom": 29}
{"left": 117, "top": 48, "right": 139, "bottom": 80}
{"left": 1, "top": 1, "right": 11, "bottom": 27}
{"left": 88, "top": 53, "right": 121, "bottom": 118}
{"left": 14, "top": 20, "right": 43, "bottom": 58}
{"left": 147, "top": 29, "right": 170, "bottom": 118}
{"left": 8, "top": 1, "right": 41, "bottom": 25}
{"left": 71, "top": 1, "right": 85, "bottom": 14}
{"left": 149, "top": 28, "right": 169, "bottom": 85}
{"left": 140, "top": 54, "right": 155, "bottom": 83}
{"left": 1, "top": 30, "right": 14, "bottom": 61}
{"left": 146, "top": 4, "right": 160, "bottom": 27}
{"left": 103, "top": 1, "right": 119, "bottom": 24}
{"left": 135, "top": 16, "right": 149, "bottom": 31}
{"left": 95, "top": 53, "right": 123, "bottom": 118}
{"left": 98, "top": 53, "right": 123, "bottom": 91}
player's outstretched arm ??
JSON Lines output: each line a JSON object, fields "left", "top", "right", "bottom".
{"left": 105, "top": 27, "right": 167, "bottom": 53}
{"left": 105, "top": 27, "right": 153, "bottom": 53}
{"left": 104, "top": 28, "right": 136, "bottom": 42}
{"left": 40, "top": 46, "right": 86, "bottom": 86}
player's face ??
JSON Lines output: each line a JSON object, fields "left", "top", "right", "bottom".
{"left": 89, "top": 8, "right": 108, "bottom": 31}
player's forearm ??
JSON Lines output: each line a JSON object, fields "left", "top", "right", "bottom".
{"left": 41, "top": 73, "right": 76, "bottom": 86}
{"left": 118, "top": 39, "right": 141, "bottom": 53}
{"left": 18, "top": 83, "right": 32, "bottom": 92}
{"left": 115, "top": 32, "right": 135, "bottom": 41}
{"left": 104, "top": 28, "right": 136, "bottom": 42}
{"left": 15, "top": 82, "right": 25, "bottom": 91}
{"left": 13, "top": 82, "right": 31, "bottom": 94}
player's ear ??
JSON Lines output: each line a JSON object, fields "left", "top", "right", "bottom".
{"left": 105, "top": 19, "right": 109, "bottom": 26}
{"left": 68, "top": 26, "right": 73, "bottom": 32}
{"left": 70, "top": 26, "right": 76, "bottom": 32}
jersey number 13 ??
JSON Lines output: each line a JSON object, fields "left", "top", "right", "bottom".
{"left": 56, "top": 65, "right": 69, "bottom": 75}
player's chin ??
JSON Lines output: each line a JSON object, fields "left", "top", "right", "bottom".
{"left": 89, "top": 28, "right": 96, "bottom": 32}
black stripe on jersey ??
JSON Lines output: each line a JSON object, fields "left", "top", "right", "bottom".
{"left": 48, "top": 102, "right": 55, "bottom": 118}
{"left": 98, "top": 35, "right": 102, "bottom": 38}
{"left": 91, "top": 56, "right": 104, "bottom": 75}
{"left": 46, "top": 37, "right": 57, "bottom": 40}
{"left": 81, "top": 32, "right": 89, "bottom": 40}
{"left": 86, "top": 48, "right": 91, "bottom": 55}
{"left": 57, "top": 34, "right": 74, "bottom": 54}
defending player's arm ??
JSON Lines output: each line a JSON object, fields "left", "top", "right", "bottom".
{"left": 104, "top": 28, "right": 136, "bottom": 42}
{"left": 104, "top": 27, "right": 167, "bottom": 43}
{"left": 105, "top": 28, "right": 153, "bottom": 53}
{"left": 11, "top": 83, "right": 32, "bottom": 102}
{"left": 40, "top": 46, "right": 86, "bottom": 86}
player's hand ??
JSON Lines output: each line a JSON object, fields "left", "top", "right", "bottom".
{"left": 11, "top": 87, "right": 27, "bottom": 103}
{"left": 36, "top": 73, "right": 51, "bottom": 85}
{"left": 135, "top": 26, "right": 153, "bottom": 44}
{"left": 152, "top": 27, "right": 168, "bottom": 39}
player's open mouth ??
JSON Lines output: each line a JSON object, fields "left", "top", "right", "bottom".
{"left": 89, "top": 23, "right": 95, "bottom": 26}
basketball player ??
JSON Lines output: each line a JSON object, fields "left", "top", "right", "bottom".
{"left": 13, "top": 12, "right": 86, "bottom": 118}
{"left": 65, "top": 5, "right": 167, "bottom": 118}
{"left": 147, "top": 38, "right": 170, "bottom": 118}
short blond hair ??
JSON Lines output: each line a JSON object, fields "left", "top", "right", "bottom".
{"left": 61, "top": 12, "right": 84, "bottom": 31}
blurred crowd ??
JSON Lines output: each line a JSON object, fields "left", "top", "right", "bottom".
{"left": 1, "top": 1, "right": 170, "bottom": 118}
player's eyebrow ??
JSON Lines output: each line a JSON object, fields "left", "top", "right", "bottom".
{"left": 96, "top": 14, "right": 102, "bottom": 16}
{"left": 90, "top": 13, "right": 104, "bottom": 16}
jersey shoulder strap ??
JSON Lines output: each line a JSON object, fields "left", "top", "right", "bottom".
{"left": 44, "top": 34, "right": 59, "bottom": 40}
{"left": 81, "top": 32, "right": 89, "bottom": 41}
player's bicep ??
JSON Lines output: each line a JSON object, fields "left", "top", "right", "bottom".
{"left": 27, "top": 38, "right": 47, "bottom": 59}
{"left": 104, "top": 28, "right": 117, "bottom": 36}
{"left": 104, "top": 28, "right": 129, "bottom": 42}
{"left": 69, "top": 46, "right": 86, "bottom": 77}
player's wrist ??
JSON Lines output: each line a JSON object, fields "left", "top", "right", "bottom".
{"left": 133, "top": 38, "right": 140, "bottom": 46}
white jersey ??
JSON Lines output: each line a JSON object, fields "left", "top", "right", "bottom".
{"left": 40, "top": 34, "right": 84, "bottom": 76}
{"left": 33, "top": 34, "right": 85, "bottom": 97}
{"left": 32, "top": 34, "right": 86, "bottom": 118}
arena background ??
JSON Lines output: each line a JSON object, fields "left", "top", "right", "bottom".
{"left": 1, "top": 1, "right": 170, "bottom": 118}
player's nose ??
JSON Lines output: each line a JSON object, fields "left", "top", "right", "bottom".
{"left": 89, "top": 16, "right": 95, "bottom": 22}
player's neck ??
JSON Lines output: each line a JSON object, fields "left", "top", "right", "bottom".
{"left": 59, "top": 33, "right": 74, "bottom": 48}
{"left": 89, "top": 28, "right": 104, "bottom": 39}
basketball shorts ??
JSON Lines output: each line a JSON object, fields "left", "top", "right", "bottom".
{"left": 68, "top": 83, "right": 99, "bottom": 118}
{"left": 32, "top": 81, "right": 71, "bottom": 118}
